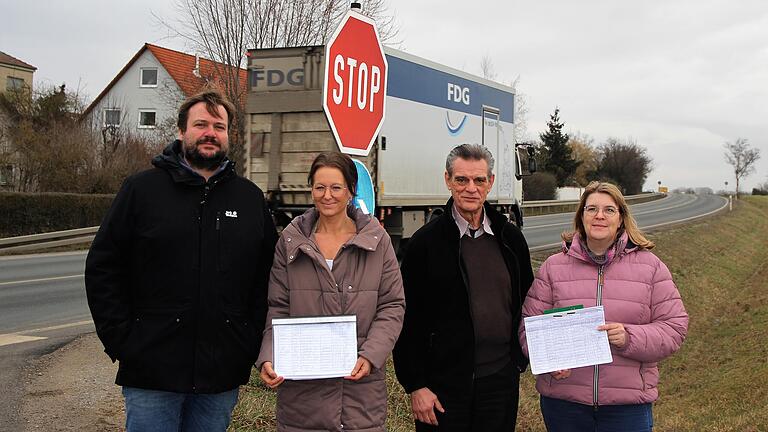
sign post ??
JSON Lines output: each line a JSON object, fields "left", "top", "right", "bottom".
{"left": 323, "top": 10, "right": 388, "bottom": 156}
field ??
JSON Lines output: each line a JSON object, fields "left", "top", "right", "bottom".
{"left": 230, "top": 196, "right": 768, "bottom": 432}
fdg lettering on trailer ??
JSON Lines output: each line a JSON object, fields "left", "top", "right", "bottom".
{"left": 251, "top": 68, "right": 304, "bottom": 87}
{"left": 447, "top": 83, "right": 470, "bottom": 105}
{"left": 248, "top": 56, "right": 307, "bottom": 91}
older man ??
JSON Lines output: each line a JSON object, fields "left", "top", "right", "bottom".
{"left": 85, "top": 90, "right": 277, "bottom": 431}
{"left": 393, "top": 143, "right": 534, "bottom": 431}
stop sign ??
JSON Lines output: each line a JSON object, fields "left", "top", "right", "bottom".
{"left": 323, "top": 10, "right": 388, "bottom": 156}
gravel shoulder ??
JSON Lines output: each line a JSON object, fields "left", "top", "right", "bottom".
{"left": 21, "top": 333, "right": 124, "bottom": 431}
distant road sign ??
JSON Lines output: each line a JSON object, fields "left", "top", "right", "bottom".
{"left": 323, "top": 10, "right": 388, "bottom": 156}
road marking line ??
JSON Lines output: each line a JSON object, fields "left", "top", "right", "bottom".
{"left": 0, "top": 274, "right": 83, "bottom": 287}
{"left": 0, "top": 334, "right": 47, "bottom": 347}
{"left": 633, "top": 194, "right": 699, "bottom": 216}
{"left": 527, "top": 197, "right": 728, "bottom": 251}
{"left": 642, "top": 197, "right": 729, "bottom": 231}
{"left": 0, "top": 250, "right": 88, "bottom": 261}
{"left": 21, "top": 320, "right": 94, "bottom": 334}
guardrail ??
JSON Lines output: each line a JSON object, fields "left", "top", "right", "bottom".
{"left": 0, "top": 193, "right": 665, "bottom": 253}
{"left": 0, "top": 226, "right": 98, "bottom": 253}
{"left": 522, "top": 192, "right": 663, "bottom": 217}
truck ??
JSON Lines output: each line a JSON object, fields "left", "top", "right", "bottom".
{"left": 244, "top": 45, "right": 533, "bottom": 254}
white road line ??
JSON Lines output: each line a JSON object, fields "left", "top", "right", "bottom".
{"left": 528, "top": 196, "right": 728, "bottom": 252}
{"left": 0, "top": 249, "right": 88, "bottom": 261}
{"left": 21, "top": 319, "right": 94, "bottom": 334}
{"left": 0, "top": 320, "right": 94, "bottom": 347}
{"left": 642, "top": 197, "right": 729, "bottom": 231}
{"left": 633, "top": 194, "right": 699, "bottom": 216}
{"left": 0, "top": 334, "right": 47, "bottom": 347}
{"left": 524, "top": 220, "right": 572, "bottom": 230}
{"left": 0, "top": 274, "right": 83, "bottom": 287}
{"left": 531, "top": 242, "right": 562, "bottom": 252}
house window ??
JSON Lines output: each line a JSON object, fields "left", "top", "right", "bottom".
{"left": 138, "top": 110, "right": 157, "bottom": 128}
{"left": 140, "top": 68, "right": 158, "bottom": 87}
{"left": 0, "top": 165, "right": 13, "bottom": 186}
{"left": 6, "top": 77, "right": 24, "bottom": 91}
{"left": 104, "top": 109, "right": 121, "bottom": 127}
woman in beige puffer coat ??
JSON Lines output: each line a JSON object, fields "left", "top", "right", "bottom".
{"left": 257, "top": 152, "right": 405, "bottom": 432}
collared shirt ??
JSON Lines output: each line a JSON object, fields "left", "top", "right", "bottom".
{"left": 452, "top": 204, "right": 494, "bottom": 238}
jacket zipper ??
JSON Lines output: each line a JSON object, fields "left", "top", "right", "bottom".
{"left": 593, "top": 265, "right": 605, "bottom": 410}
{"left": 457, "top": 236, "right": 476, "bottom": 384}
{"left": 192, "top": 183, "right": 212, "bottom": 392}
{"left": 192, "top": 178, "right": 219, "bottom": 393}
{"left": 216, "top": 211, "right": 222, "bottom": 271}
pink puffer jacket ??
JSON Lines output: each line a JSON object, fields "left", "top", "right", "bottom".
{"left": 519, "top": 232, "right": 688, "bottom": 406}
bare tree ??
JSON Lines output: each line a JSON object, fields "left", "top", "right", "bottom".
{"left": 724, "top": 137, "right": 761, "bottom": 198}
{"left": 509, "top": 76, "right": 530, "bottom": 143}
{"left": 249, "top": 0, "right": 399, "bottom": 49}
{"left": 480, "top": 55, "right": 497, "bottom": 81}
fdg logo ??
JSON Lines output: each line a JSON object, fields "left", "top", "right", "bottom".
{"left": 447, "top": 83, "right": 470, "bottom": 105}
{"left": 251, "top": 68, "right": 304, "bottom": 87}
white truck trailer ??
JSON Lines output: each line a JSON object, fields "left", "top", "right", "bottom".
{"left": 245, "top": 45, "right": 532, "bottom": 253}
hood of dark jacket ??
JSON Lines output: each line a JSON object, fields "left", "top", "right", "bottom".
{"left": 151, "top": 140, "right": 235, "bottom": 185}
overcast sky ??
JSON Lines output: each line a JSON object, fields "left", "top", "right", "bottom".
{"left": 4, "top": 0, "right": 767, "bottom": 192}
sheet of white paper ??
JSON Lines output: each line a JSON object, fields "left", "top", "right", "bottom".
{"left": 272, "top": 315, "right": 357, "bottom": 380}
{"left": 524, "top": 306, "right": 613, "bottom": 375}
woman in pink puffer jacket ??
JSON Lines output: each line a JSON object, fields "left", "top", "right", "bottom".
{"left": 519, "top": 181, "right": 688, "bottom": 432}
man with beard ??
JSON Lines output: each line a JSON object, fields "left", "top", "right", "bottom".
{"left": 85, "top": 90, "right": 278, "bottom": 432}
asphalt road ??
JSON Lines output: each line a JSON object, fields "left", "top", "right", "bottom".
{"left": 0, "top": 192, "right": 727, "bottom": 430}
{"left": 522, "top": 192, "right": 727, "bottom": 250}
{"left": 0, "top": 193, "right": 727, "bottom": 336}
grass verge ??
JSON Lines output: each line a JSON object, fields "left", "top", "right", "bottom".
{"left": 230, "top": 196, "right": 768, "bottom": 431}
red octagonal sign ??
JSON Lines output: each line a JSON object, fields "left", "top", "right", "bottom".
{"left": 323, "top": 10, "right": 388, "bottom": 156}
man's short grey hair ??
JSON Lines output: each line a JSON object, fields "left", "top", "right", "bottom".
{"left": 445, "top": 144, "right": 495, "bottom": 178}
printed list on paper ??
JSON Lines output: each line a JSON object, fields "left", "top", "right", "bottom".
{"left": 523, "top": 305, "right": 613, "bottom": 375}
{"left": 273, "top": 315, "right": 357, "bottom": 380}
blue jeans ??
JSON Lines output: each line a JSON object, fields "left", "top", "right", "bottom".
{"left": 122, "top": 387, "right": 239, "bottom": 432}
{"left": 540, "top": 395, "right": 653, "bottom": 432}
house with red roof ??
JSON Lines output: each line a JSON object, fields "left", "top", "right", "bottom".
{"left": 82, "top": 43, "right": 247, "bottom": 138}
{"left": 0, "top": 51, "right": 36, "bottom": 95}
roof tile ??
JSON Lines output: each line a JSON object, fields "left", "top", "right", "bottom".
{"left": 0, "top": 51, "right": 37, "bottom": 71}
{"left": 146, "top": 44, "right": 247, "bottom": 98}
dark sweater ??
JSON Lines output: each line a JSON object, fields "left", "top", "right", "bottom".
{"left": 461, "top": 232, "right": 513, "bottom": 377}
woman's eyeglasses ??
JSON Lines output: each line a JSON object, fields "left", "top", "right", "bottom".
{"left": 312, "top": 184, "right": 347, "bottom": 197}
{"left": 584, "top": 205, "right": 619, "bottom": 217}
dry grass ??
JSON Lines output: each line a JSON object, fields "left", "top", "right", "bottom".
{"left": 230, "top": 197, "right": 768, "bottom": 431}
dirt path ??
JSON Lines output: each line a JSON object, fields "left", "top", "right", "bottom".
{"left": 21, "top": 333, "right": 123, "bottom": 431}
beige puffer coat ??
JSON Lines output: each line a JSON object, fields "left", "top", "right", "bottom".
{"left": 257, "top": 206, "right": 405, "bottom": 432}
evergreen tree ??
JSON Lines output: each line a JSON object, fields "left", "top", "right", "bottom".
{"left": 539, "top": 108, "right": 579, "bottom": 187}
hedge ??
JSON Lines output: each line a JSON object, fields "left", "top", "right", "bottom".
{"left": 0, "top": 192, "right": 115, "bottom": 237}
